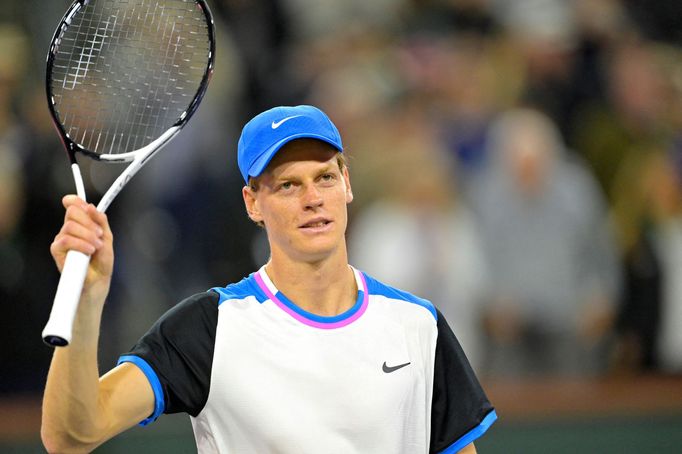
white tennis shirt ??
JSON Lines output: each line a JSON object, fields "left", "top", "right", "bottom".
{"left": 119, "top": 266, "right": 496, "bottom": 453}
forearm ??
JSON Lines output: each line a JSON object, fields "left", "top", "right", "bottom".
{"left": 41, "top": 292, "right": 110, "bottom": 453}
{"left": 42, "top": 196, "right": 125, "bottom": 452}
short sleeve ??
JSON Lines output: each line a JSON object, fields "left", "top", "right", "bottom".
{"left": 118, "top": 291, "right": 219, "bottom": 423}
{"left": 430, "top": 309, "right": 496, "bottom": 453}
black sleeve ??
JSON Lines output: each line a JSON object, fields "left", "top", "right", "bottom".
{"left": 430, "top": 309, "right": 495, "bottom": 453}
{"left": 121, "top": 291, "right": 219, "bottom": 417}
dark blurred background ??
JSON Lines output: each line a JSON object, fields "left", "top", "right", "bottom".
{"left": 2, "top": 0, "right": 682, "bottom": 452}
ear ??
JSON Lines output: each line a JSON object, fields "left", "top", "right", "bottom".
{"left": 343, "top": 166, "right": 353, "bottom": 204}
{"left": 242, "top": 185, "right": 263, "bottom": 223}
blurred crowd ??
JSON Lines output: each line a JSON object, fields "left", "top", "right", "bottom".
{"left": 3, "top": 0, "right": 682, "bottom": 395}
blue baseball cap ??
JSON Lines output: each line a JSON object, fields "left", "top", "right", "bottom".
{"left": 237, "top": 105, "right": 344, "bottom": 183}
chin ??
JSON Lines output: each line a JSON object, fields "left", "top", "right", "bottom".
{"left": 292, "top": 238, "right": 344, "bottom": 263}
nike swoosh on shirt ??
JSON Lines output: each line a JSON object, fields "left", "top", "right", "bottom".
{"left": 382, "top": 361, "right": 411, "bottom": 373}
{"left": 271, "top": 115, "right": 303, "bottom": 129}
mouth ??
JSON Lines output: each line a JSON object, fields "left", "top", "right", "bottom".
{"left": 299, "top": 218, "right": 332, "bottom": 230}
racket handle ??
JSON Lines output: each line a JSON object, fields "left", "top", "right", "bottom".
{"left": 42, "top": 250, "right": 91, "bottom": 347}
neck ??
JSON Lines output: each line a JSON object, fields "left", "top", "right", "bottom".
{"left": 265, "top": 248, "right": 357, "bottom": 317}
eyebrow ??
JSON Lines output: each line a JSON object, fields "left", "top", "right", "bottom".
{"left": 274, "top": 161, "right": 339, "bottom": 181}
{"left": 317, "top": 163, "right": 338, "bottom": 174}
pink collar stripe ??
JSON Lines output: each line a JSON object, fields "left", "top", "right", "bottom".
{"left": 254, "top": 268, "right": 369, "bottom": 329}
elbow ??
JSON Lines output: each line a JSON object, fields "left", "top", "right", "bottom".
{"left": 41, "top": 424, "right": 94, "bottom": 454}
{"left": 41, "top": 425, "right": 67, "bottom": 454}
{"left": 41, "top": 425, "right": 72, "bottom": 454}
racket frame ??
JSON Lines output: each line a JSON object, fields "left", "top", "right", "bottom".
{"left": 41, "top": 0, "right": 215, "bottom": 346}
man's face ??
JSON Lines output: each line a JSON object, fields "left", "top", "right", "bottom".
{"left": 243, "top": 139, "right": 353, "bottom": 264}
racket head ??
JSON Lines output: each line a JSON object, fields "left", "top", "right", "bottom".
{"left": 45, "top": 0, "right": 215, "bottom": 163}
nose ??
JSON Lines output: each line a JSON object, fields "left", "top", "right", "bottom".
{"left": 302, "top": 183, "right": 323, "bottom": 210}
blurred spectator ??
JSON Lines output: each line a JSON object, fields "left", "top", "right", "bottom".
{"left": 580, "top": 40, "right": 682, "bottom": 374}
{"left": 396, "top": 6, "right": 513, "bottom": 179}
{"left": 468, "top": 108, "right": 621, "bottom": 378}
{"left": 573, "top": 40, "right": 672, "bottom": 203}
{"left": 348, "top": 104, "right": 488, "bottom": 369}
{"left": 611, "top": 150, "right": 682, "bottom": 374}
{"left": 493, "top": 0, "right": 582, "bottom": 137}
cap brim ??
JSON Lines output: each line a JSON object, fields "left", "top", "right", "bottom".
{"left": 246, "top": 133, "right": 343, "bottom": 181}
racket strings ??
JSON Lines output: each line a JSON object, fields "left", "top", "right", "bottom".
{"left": 50, "top": 0, "right": 210, "bottom": 156}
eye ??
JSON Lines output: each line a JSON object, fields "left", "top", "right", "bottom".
{"left": 320, "top": 173, "right": 336, "bottom": 184}
{"left": 277, "top": 181, "right": 295, "bottom": 192}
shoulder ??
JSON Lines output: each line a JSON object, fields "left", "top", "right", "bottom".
{"left": 210, "top": 273, "right": 267, "bottom": 305}
{"left": 361, "top": 271, "right": 438, "bottom": 322}
{"left": 177, "top": 290, "right": 220, "bottom": 308}
{"left": 149, "top": 291, "right": 219, "bottom": 335}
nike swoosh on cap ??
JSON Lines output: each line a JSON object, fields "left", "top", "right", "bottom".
{"left": 382, "top": 361, "right": 411, "bottom": 373}
{"left": 271, "top": 115, "right": 303, "bottom": 129}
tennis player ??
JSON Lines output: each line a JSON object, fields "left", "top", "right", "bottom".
{"left": 41, "top": 105, "right": 496, "bottom": 453}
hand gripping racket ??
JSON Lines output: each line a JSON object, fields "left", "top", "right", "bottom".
{"left": 42, "top": 0, "right": 215, "bottom": 346}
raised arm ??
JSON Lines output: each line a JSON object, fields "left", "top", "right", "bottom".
{"left": 41, "top": 195, "right": 155, "bottom": 453}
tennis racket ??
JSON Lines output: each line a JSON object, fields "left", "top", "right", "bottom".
{"left": 42, "top": 0, "right": 215, "bottom": 347}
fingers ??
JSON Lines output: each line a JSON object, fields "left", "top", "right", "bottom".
{"left": 52, "top": 196, "right": 109, "bottom": 258}
{"left": 62, "top": 195, "right": 111, "bottom": 235}
{"left": 61, "top": 219, "right": 103, "bottom": 255}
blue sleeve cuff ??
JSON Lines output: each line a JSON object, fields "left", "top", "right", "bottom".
{"left": 117, "top": 355, "right": 166, "bottom": 426}
{"left": 439, "top": 410, "right": 498, "bottom": 453}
